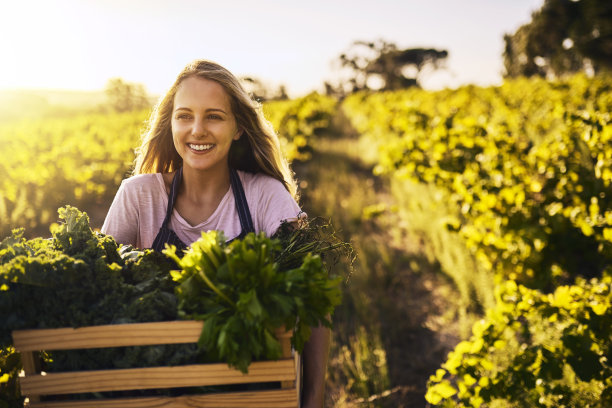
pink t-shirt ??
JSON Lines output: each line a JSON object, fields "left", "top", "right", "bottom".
{"left": 101, "top": 170, "right": 302, "bottom": 249}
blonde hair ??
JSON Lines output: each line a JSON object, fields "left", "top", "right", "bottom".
{"left": 134, "top": 60, "right": 298, "bottom": 198}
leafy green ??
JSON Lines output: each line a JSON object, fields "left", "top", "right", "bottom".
{"left": 0, "top": 205, "right": 350, "bottom": 403}
{"left": 165, "top": 224, "right": 346, "bottom": 373}
{"left": 0, "top": 206, "right": 178, "bottom": 339}
{"left": 0, "top": 206, "right": 189, "bottom": 385}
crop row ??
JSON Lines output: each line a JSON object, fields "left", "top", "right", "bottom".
{"left": 341, "top": 73, "right": 611, "bottom": 406}
{"left": 342, "top": 73, "right": 611, "bottom": 290}
{"left": 0, "top": 110, "right": 148, "bottom": 237}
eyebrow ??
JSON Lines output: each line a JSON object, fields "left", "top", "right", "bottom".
{"left": 174, "top": 107, "right": 227, "bottom": 114}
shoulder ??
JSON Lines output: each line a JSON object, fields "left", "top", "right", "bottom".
{"left": 237, "top": 170, "right": 300, "bottom": 211}
{"left": 237, "top": 170, "right": 289, "bottom": 195}
{"left": 120, "top": 173, "right": 163, "bottom": 188}
{"left": 118, "top": 173, "right": 166, "bottom": 195}
{"left": 236, "top": 170, "right": 302, "bottom": 235}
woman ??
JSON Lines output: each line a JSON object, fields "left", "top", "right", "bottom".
{"left": 102, "top": 60, "right": 328, "bottom": 407}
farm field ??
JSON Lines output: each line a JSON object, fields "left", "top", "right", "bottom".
{"left": 1, "top": 73, "right": 611, "bottom": 407}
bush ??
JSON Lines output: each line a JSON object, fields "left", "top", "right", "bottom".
{"left": 425, "top": 276, "right": 611, "bottom": 407}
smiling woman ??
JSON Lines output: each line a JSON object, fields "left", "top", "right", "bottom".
{"left": 100, "top": 59, "right": 329, "bottom": 407}
{"left": 102, "top": 59, "right": 299, "bottom": 253}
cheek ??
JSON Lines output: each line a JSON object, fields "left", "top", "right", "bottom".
{"left": 170, "top": 124, "right": 182, "bottom": 149}
{"left": 171, "top": 122, "right": 188, "bottom": 142}
{"left": 171, "top": 120, "right": 181, "bottom": 135}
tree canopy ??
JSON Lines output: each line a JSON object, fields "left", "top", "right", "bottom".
{"left": 240, "top": 77, "right": 289, "bottom": 102}
{"left": 105, "top": 78, "right": 151, "bottom": 112}
{"left": 333, "top": 39, "right": 448, "bottom": 94}
{"left": 503, "top": 0, "right": 612, "bottom": 78}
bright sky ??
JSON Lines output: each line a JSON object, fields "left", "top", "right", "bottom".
{"left": 0, "top": 0, "right": 543, "bottom": 97}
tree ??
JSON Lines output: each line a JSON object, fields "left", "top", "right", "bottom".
{"left": 335, "top": 39, "right": 448, "bottom": 93}
{"left": 240, "top": 77, "right": 289, "bottom": 102}
{"left": 105, "top": 78, "right": 150, "bottom": 112}
{"left": 503, "top": 0, "right": 612, "bottom": 78}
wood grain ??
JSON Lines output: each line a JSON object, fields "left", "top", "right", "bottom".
{"left": 13, "top": 321, "right": 299, "bottom": 407}
{"left": 28, "top": 389, "right": 298, "bottom": 408}
{"left": 20, "top": 360, "right": 295, "bottom": 395}
{"left": 13, "top": 321, "right": 205, "bottom": 351}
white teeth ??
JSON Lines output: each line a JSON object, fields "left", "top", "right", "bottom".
{"left": 188, "top": 143, "right": 213, "bottom": 151}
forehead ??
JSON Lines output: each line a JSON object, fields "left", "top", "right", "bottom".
{"left": 173, "top": 76, "right": 232, "bottom": 111}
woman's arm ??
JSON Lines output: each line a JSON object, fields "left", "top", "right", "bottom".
{"left": 301, "top": 324, "right": 331, "bottom": 408}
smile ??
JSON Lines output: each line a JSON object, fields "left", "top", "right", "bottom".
{"left": 188, "top": 143, "right": 214, "bottom": 151}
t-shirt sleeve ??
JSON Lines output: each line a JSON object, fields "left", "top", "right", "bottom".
{"left": 252, "top": 175, "right": 304, "bottom": 237}
{"left": 101, "top": 179, "right": 139, "bottom": 246}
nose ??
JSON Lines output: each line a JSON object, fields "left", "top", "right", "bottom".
{"left": 191, "top": 118, "right": 206, "bottom": 137}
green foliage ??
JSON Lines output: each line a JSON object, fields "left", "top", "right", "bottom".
{"left": 425, "top": 277, "right": 611, "bottom": 407}
{"left": 503, "top": 0, "right": 612, "bottom": 78}
{"left": 342, "top": 73, "right": 612, "bottom": 406}
{"left": 0, "top": 110, "right": 149, "bottom": 238}
{"left": 342, "top": 73, "right": 612, "bottom": 290}
{"left": 388, "top": 178, "right": 495, "bottom": 335}
{"left": 165, "top": 228, "right": 344, "bottom": 373}
{"left": 328, "top": 326, "right": 390, "bottom": 402}
{"left": 0, "top": 206, "right": 183, "bottom": 396}
{"left": 0, "top": 206, "right": 177, "bottom": 339}
{"left": 0, "top": 347, "right": 21, "bottom": 407}
{"left": 263, "top": 92, "right": 337, "bottom": 161}
{"left": 105, "top": 78, "right": 151, "bottom": 113}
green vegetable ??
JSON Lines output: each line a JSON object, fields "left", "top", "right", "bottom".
{"left": 165, "top": 227, "right": 345, "bottom": 373}
{"left": 0, "top": 206, "right": 190, "bottom": 390}
{"left": 1, "top": 206, "right": 351, "bottom": 402}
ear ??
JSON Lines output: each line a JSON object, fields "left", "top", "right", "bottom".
{"left": 233, "top": 128, "right": 243, "bottom": 141}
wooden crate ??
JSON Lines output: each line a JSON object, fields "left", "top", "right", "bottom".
{"left": 12, "top": 321, "right": 301, "bottom": 407}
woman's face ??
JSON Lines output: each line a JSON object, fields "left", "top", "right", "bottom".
{"left": 171, "top": 76, "right": 241, "bottom": 174}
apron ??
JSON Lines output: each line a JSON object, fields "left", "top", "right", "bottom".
{"left": 151, "top": 167, "right": 255, "bottom": 252}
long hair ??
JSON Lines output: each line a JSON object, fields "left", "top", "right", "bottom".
{"left": 134, "top": 60, "right": 298, "bottom": 198}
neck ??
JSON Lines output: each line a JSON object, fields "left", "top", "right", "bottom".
{"left": 180, "top": 165, "right": 232, "bottom": 205}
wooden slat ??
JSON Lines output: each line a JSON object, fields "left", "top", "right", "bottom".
{"left": 20, "top": 351, "right": 41, "bottom": 403}
{"left": 293, "top": 353, "right": 302, "bottom": 403}
{"left": 20, "top": 351, "right": 38, "bottom": 375}
{"left": 28, "top": 389, "right": 298, "bottom": 408}
{"left": 13, "top": 321, "right": 204, "bottom": 351}
{"left": 20, "top": 360, "right": 295, "bottom": 395}
{"left": 15, "top": 322, "right": 298, "bottom": 406}
{"left": 279, "top": 329, "right": 294, "bottom": 390}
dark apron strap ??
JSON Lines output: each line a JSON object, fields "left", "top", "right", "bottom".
{"left": 229, "top": 168, "right": 255, "bottom": 237}
{"left": 151, "top": 167, "right": 255, "bottom": 251}
{"left": 151, "top": 167, "right": 187, "bottom": 252}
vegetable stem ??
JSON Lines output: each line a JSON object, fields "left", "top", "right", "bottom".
{"left": 197, "top": 269, "right": 236, "bottom": 308}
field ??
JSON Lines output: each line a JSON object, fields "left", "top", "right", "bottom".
{"left": 1, "top": 74, "right": 610, "bottom": 407}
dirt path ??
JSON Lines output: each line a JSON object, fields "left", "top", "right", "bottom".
{"left": 292, "top": 126, "right": 460, "bottom": 407}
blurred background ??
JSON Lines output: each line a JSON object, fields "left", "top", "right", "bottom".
{"left": 1, "top": 0, "right": 611, "bottom": 406}
{"left": 1, "top": 0, "right": 543, "bottom": 100}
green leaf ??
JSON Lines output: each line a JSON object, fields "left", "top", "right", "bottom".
{"left": 264, "top": 329, "right": 282, "bottom": 359}
{"left": 245, "top": 290, "right": 263, "bottom": 319}
{"left": 425, "top": 380, "right": 457, "bottom": 405}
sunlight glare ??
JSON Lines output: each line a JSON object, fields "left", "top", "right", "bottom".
{"left": 0, "top": 1, "right": 96, "bottom": 90}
